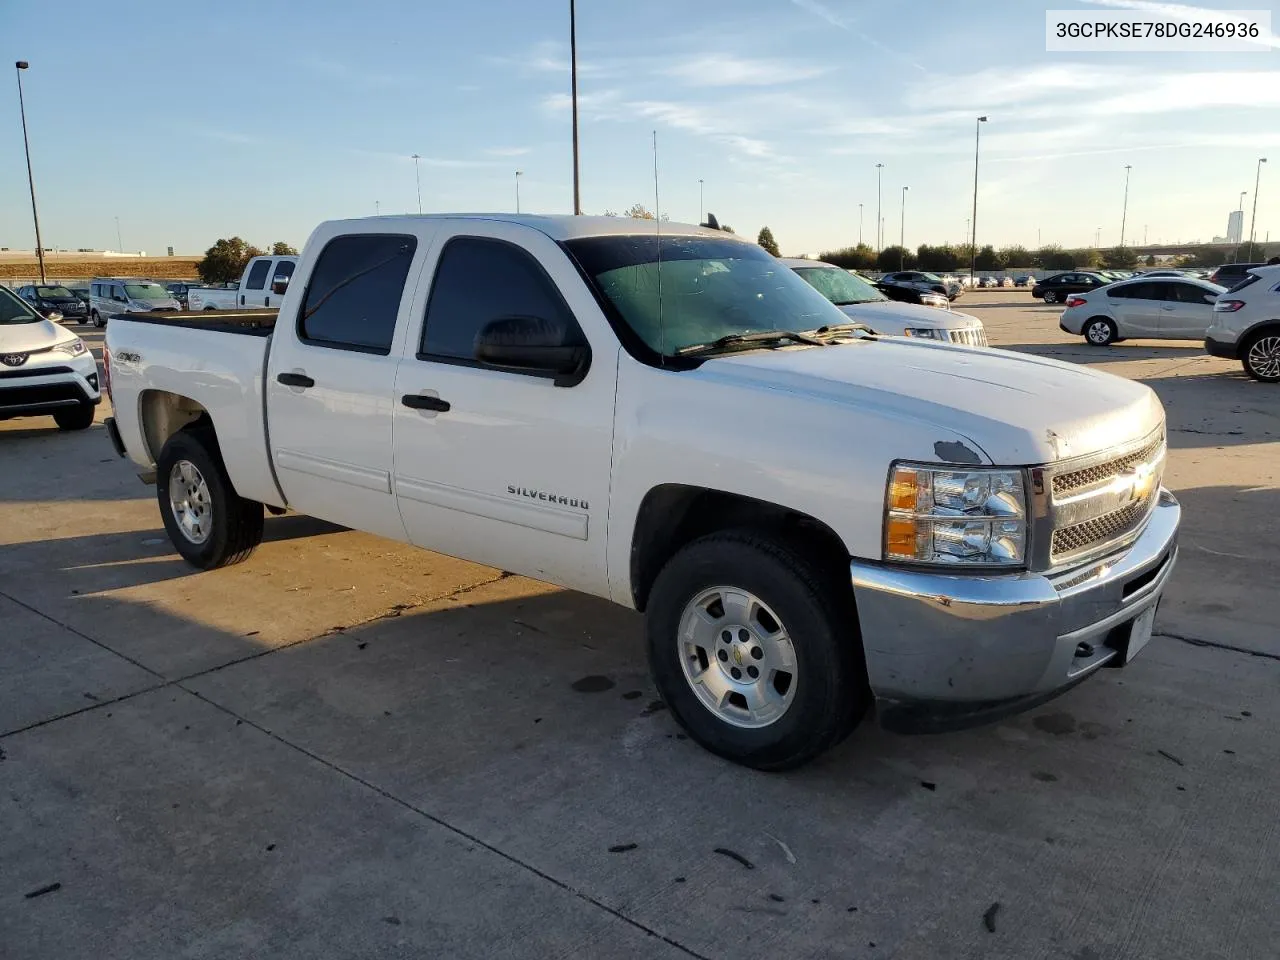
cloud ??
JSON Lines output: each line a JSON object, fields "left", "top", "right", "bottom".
{"left": 628, "top": 100, "right": 775, "bottom": 159}
{"left": 788, "top": 0, "right": 928, "bottom": 72}
{"left": 662, "top": 54, "right": 829, "bottom": 86}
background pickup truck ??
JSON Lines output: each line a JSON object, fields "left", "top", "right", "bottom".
{"left": 186, "top": 254, "right": 299, "bottom": 311}
{"left": 104, "top": 214, "right": 1180, "bottom": 770}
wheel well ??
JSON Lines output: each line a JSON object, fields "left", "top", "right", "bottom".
{"left": 629, "top": 485, "right": 850, "bottom": 611}
{"left": 139, "top": 390, "right": 212, "bottom": 463}
{"left": 1243, "top": 321, "right": 1280, "bottom": 345}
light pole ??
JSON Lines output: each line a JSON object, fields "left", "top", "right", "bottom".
{"left": 515, "top": 170, "right": 523, "bottom": 213}
{"left": 410, "top": 154, "right": 422, "bottom": 213}
{"left": 1246, "top": 157, "right": 1267, "bottom": 261}
{"left": 969, "top": 115, "right": 988, "bottom": 287}
{"left": 875, "top": 163, "right": 884, "bottom": 251}
{"left": 698, "top": 179, "right": 704, "bottom": 223}
{"left": 899, "top": 186, "right": 908, "bottom": 268}
{"left": 569, "top": 0, "right": 581, "bottom": 215}
{"left": 114, "top": 216, "right": 123, "bottom": 253}
{"left": 858, "top": 203, "right": 863, "bottom": 246}
{"left": 1095, "top": 226, "right": 1101, "bottom": 247}
{"left": 14, "top": 61, "right": 46, "bottom": 283}
{"left": 1119, "top": 164, "right": 1132, "bottom": 247}
{"left": 375, "top": 200, "right": 380, "bottom": 216}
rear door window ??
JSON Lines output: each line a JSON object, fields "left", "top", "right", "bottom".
{"left": 297, "top": 234, "right": 417, "bottom": 354}
{"left": 245, "top": 259, "right": 272, "bottom": 291}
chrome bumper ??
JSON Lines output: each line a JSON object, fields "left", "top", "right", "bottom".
{"left": 850, "top": 488, "right": 1180, "bottom": 733}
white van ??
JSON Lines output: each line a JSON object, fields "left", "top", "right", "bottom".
{"left": 89, "top": 278, "right": 181, "bottom": 328}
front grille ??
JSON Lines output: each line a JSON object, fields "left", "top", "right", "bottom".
{"left": 0, "top": 381, "right": 85, "bottom": 409}
{"left": 1053, "top": 435, "right": 1164, "bottom": 496}
{"left": 1052, "top": 491, "right": 1156, "bottom": 558}
{"left": 947, "top": 327, "right": 988, "bottom": 347}
{"left": 0, "top": 364, "right": 73, "bottom": 379}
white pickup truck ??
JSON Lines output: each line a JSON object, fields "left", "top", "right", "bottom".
{"left": 103, "top": 214, "right": 1180, "bottom": 770}
{"left": 186, "top": 255, "right": 299, "bottom": 311}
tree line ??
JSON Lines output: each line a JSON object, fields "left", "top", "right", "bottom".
{"left": 197, "top": 238, "right": 299, "bottom": 284}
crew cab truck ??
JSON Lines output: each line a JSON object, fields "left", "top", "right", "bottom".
{"left": 103, "top": 215, "right": 1180, "bottom": 770}
{"left": 186, "top": 254, "right": 299, "bottom": 311}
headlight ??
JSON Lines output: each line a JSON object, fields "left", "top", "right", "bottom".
{"left": 884, "top": 463, "right": 1027, "bottom": 567}
{"left": 902, "top": 327, "right": 944, "bottom": 340}
{"left": 53, "top": 337, "right": 87, "bottom": 356}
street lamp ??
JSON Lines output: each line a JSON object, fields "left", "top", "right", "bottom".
{"left": 1247, "top": 158, "right": 1267, "bottom": 260}
{"left": 858, "top": 203, "right": 863, "bottom": 246}
{"left": 699, "top": 179, "right": 704, "bottom": 223}
{"left": 515, "top": 170, "right": 523, "bottom": 213}
{"left": 899, "top": 186, "right": 908, "bottom": 269}
{"left": 14, "top": 61, "right": 46, "bottom": 283}
{"left": 875, "top": 163, "right": 884, "bottom": 252}
{"left": 114, "top": 216, "right": 123, "bottom": 253}
{"left": 1120, "top": 164, "right": 1132, "bottom": 247}
{"left": 410, "top": 154, "right": 423, "bottom": 213}
{"left": 569, "top": 0, "right": 581, "bottom": 215}
{"left": 969, "top": 116, "right": 988, "bottom": 287}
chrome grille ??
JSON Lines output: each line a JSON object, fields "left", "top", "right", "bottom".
{"left": 1052, "top": 490, "right": 1156, "bottom": 557}
{"left": 1053, "top": 434, "right": 1164, "bottom": 496}
{"left": 947, "top": 327, "right": 988, "bottom": 347}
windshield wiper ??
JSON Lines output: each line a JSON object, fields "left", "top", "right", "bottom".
{"left": 674, "top": 329, "right": 826, "bottom": 357}
{"left": 807, "top": 322, "right": 873, "bottom": 337}
{"left": 829, "top": 299, "right": 880, "bottom": 306}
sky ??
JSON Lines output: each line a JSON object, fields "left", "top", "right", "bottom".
{"left": 1, "top": 0, "right": 1278, "bottom": 257}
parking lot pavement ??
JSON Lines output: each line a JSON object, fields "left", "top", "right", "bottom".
{"left": 3, "top": 313, "right": 1278, "bottom": 958}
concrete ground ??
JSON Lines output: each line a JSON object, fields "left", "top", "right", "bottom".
{"left": 2, "top": 299, "right": 1277, "bottom": 959}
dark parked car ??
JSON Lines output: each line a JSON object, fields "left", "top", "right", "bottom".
{"left": 1031, "top": 272, "right": 1110, "bottom": 304}
{"left": 873, "top": 281, "right": 950, "bottom": 309}
{"left": 15, "top": 283, "right": 87, "bottom": 320}
{"left": 165, "top": 282, "right": 200, "bottom": 309}
{"left": 877, "top": 271, "right": 958, "bottom": 300}
{"left": 1208, "top": 262, "right": 1266, "bottom": 290}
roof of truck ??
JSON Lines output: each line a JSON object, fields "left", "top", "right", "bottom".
{"left": 330, "top": 213, "right": 746, "bottom": 243}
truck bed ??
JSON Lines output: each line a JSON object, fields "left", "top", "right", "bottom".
{"left": 116, "top": 309, "right": 278, "bottom": 335}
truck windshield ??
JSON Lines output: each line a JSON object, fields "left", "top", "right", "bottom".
{"left": 564, "top": 234, "right": 848, "bottom": 356}
{"left": 124, "top": 283, "right": 169, "bottom": 299}
{"left": 0, "top": 287, "right": 41, "bottom": 325}
{"left": 791, "top": 267, "right": 887, "bottom": 306}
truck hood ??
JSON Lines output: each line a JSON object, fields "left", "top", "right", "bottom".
{"left": 0, "top": 317, "right": 77, "bottom": 353}
{"left": 836, "top": 300, "right": 981, "bottom": 330}
{"left": 698, "top": 338, "right": 1163, "bottom": 466}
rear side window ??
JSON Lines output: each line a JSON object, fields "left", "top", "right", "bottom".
{"left": 245, "top": 259, "right": 272, "bottom": 290}
{"left": 274, "top": 260, "right": 296, "bottom": 283}
{"left": 419, "top": 236, "right": 582, "bottom": 366}
{"left": 1114, "top": 282, "right": 1155, "bottom": 300}
{"left": 297, "top": 234, "right": 417, "bottom": 354}
{"left": 1170, "top": 283, "right": 1213, "bottom": 304}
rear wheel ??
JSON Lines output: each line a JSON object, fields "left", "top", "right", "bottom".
{"left": 53, "top": 402, "right": 95, "bottom": 431}
{"left": 1043, "top": 290, "right": 1059, "bottom": 304}
{"left": 1084, "top": 317, "right": 1118, "bottom": 346}
{"left": 1242, "top": 331, "right": 1280, "bottom": 383}
{"left": 645, "top": 531, "right": 868, "bottom": 771}
{"left": 156, "top": 427, "right": 264, "bottom": 569}
{"left": 90, "top": 310, "right": 104, "bottom": 328}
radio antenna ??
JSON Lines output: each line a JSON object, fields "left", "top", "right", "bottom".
{"left": 653, "top": 129, "right": 665, "bottom": 363}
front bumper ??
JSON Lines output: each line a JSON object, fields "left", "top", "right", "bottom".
{"left": 850, "top": 489, "right": 1180, "bottom": 733}
{"left": 0, "top": 352, "right": 101, "bottom": 418}
{"left": 1204, "top": 334, "right": 1238, "bottom": 359}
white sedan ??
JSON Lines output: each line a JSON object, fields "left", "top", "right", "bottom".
{"left": 1059, "top": 276, "right": 1226, "bottom": 345}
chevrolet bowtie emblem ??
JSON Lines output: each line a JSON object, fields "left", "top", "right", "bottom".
{"left": 1125, "top": 462, "right": 1157, "bottom": 502}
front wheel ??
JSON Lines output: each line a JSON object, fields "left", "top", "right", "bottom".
{"left": 645, "top": 531, "right": 868, "bottom": 771}
{"left": 156, "top": 427, "right": 264, "bottom": 569}
{"left": 54, "top": 402, "right": 96, "bottom": 431}
{"left": 1242, "top": 331, "right": 1280, "bottom": 382}
{"left": 1043, "top": 290, "right": 1059, "bottom": 304}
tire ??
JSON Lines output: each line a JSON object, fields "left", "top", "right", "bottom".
{"left": 1043, "top": 290, "right": 1059, "bottom": 304}
{"left": 1242, "top": 331, "right": 1280, "bottom": 383}
{"left": 90, "top": 310, "right": 104, "bottom": 328}
{"left": 156, "top": 427, "right": 264, "bottom": 569}
{"left": 53, "top": 402, "right": 96, "bottom": 431}
{"left": 645, "top": 531, "right": 869, "bottom": 771}
{"left": 1083, "top": 317, "right": 1118, "bottom": 346}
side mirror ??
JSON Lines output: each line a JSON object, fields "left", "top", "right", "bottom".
{"left": 474, "top": 315, "right": 590, "bottom": 387}
{"left": 271, "top": 275, "right": 291, "bottom": 296}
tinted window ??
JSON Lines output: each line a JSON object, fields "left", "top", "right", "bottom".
{"left": 421, "top": 237, "right": 581, "bottom": 364}
{"left": 298, "top": 234, "right": 417, "bottom": 354}
{"left": 1119, "top": 282, "right": 1159, "bottom": 300}
{"left": 274, "top": 260, "right": 296, "bottom": 283}
{"left": 245, "top": 259, "right": 272, "bottom": 290}
{"left": 1169, "top": 283, "right": 1214, "bottom": 304}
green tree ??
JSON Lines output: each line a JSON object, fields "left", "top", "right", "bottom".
{"left": 1034, "top": 245, "right": 1076, "bottom": 270}
{"left": 815, "top": 244, "right": 877, "bottom": 270}
{"left": 196, "top": 237, "right": 265, "bottom": 285}
{"left": 999, "top": 245, "right": 1032, "bottom": 268}
{"left": 973, "top": 245, "right": 1002, "bottom": 271}
{"left": 1078, "top": 247, "right": 1104, "bottom": 269}
{"left": 756, "top": 226, "right": 781, "bottom": 256}
{"left": 1145, "top": 254, "right": 1157, "bottom": 267}
{"left": 271, "top": 241, "right": 298, "bottom": 256}
{"left": 916, "top": 244, "right": 961, "bottom": 272}
{"left": 623, "top": 203, "right": 655, "bottom": 220}
{"left": 1102, "top": 246, "right": 1139, "bottom": 269}
{"left": 877, "top": 245, "right": 916, "bottom": 271}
